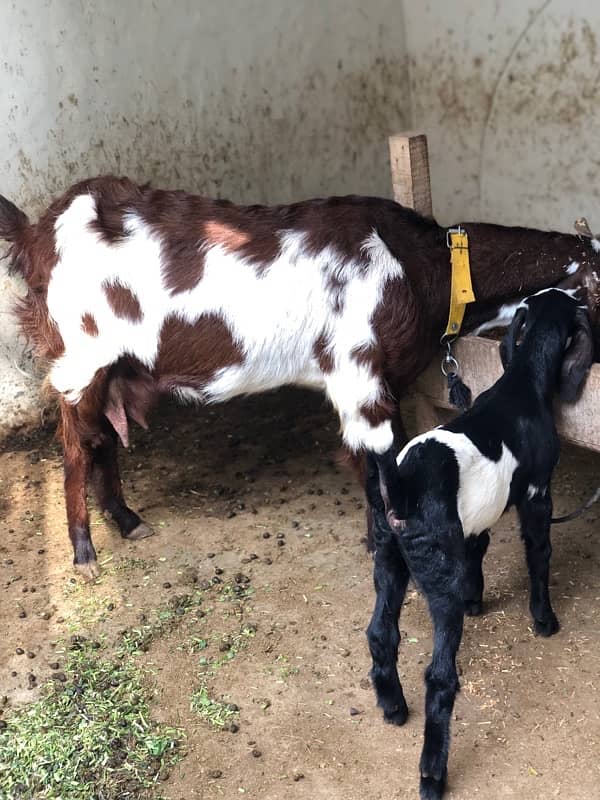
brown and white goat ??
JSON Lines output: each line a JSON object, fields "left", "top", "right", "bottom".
{"left": 0, "top": 176, "right": 598, "bottom": 580}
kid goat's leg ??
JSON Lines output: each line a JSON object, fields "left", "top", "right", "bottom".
{"left": 366, "top": 509, "right": 411, "bottom": 725}
{"left": 403, "top": 523, "right": 465, "bottom": 800}
{"left": 517, "top": 491, "right": 559, "bottom": 636}
{"left": 90, "top": 423, "right": 154, "bottom": 540}
{"left": 463, "top": 531, "right": 490, "bottom": 616}
{"left": 60, "top": 401, "right": 99, "bottom": 581}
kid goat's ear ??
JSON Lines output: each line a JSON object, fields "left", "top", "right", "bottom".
{"left": 499, "top": 306, "right": 527, "bottom": 369}
{"left": 560, "top": 307, "right": 594, "bottom": 403}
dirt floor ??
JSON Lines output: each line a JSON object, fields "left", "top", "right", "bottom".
{"left": 1, "top": 388, "right": 600, "bottom": 800}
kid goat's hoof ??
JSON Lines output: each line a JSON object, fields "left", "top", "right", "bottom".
{"left": 534, "top": 613, "right": 559, "bottom": 637}
{"left": 124, "top": 522, "right": 156, "bottom": 540}
{"left": 420, "top": 774, "right": 446, "bottom": 800}
{"left": 383, "top": 700, "right": 409, "bottom": 726}
{"left": 74, "top": 559, "right": 100, "bottom": 582}
{"left": 464, "top": 599, "right": 483, "bottom": 617}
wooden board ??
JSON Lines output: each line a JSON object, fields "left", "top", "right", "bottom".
{"left": 388, "top": 133, "right": 433, "bottom": 216}
{"left": 415, "top": 336, "right": 600, "bottom": 453}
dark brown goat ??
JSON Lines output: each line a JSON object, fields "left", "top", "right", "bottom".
{"left": 0, "top": 176, "right": 598, "bottom": 580}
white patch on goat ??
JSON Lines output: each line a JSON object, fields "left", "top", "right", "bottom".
{"left": 592, "top": 238, "right": 600, "bottom": 253}
{"left": 342, "top": 415, "right": 394, "bottom": 453}
{"left": 471, "top": 302, "right": 522, "bottom": 335}
{"left": 361, "top": 230, "right": 404, "bottom": 279}
{"left": 48, "top": 195, "right": 404, "bottom": 454}
{"left": 397, "top": 429, "right": 518, "bottom": 535}
{"left": 565, "top": 261, "right": 580, "bottom": 275}
{"left": 173, "top": 386, "right": 204, "bottom": 404}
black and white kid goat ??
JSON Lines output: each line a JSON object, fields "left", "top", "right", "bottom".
{"left": 366, "top": 288, "right": 593, "bottom": 800}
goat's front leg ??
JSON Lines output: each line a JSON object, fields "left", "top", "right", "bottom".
{"left": 366, "top": 511, "right": 411, "bottom": 725}
{"left": 90, "top": 424, "right": 154, "bottom": 541}
{"left": 325, "top": 371, "right": 405, "bottom": 527}
{"left": 403, "top": 523, "right": 465, "bottom": 800}
{"left": 60, "top": 405, "right": 99, "bottom": 581}
{"left": 517, "top": 492, "right": 558, "bottom": 636}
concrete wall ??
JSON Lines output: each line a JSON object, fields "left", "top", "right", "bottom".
{"left": 403, "top": 1, "right": 600, "bottom": 229}
{"left": 0, "top": 0, "right": 410, "bottom": 434}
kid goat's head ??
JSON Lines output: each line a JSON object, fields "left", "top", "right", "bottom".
{"left": 499, "top": 288, "right": 594, "bottom": 403}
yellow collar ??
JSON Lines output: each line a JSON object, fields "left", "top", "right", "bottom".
{"left": 444, "top": 226, "right": 476, "bottom": 338}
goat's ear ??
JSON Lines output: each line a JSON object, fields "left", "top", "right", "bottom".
{"left": 0, "top": 195, "right": 28, "bottom": 242}
{"left": 560, "top": 308, "right": 594, "bottom": 402}
{"left": 499, "top": 307, "right": 527, "bottom": 369}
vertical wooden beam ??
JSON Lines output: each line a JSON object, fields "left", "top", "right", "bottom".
{"left": 388, "top": 132, "right": 433, "bottom": 216}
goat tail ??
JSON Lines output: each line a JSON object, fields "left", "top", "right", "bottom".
{"left": 0, "top": 195, "right": 29, "bottom": 247}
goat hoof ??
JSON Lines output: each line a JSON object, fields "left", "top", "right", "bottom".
{"left": 383, "top": 700, "right": 409, "bottom": 726}
{"left": 124, "top": 522, "right": 155, "bottom": 541}
{"left": 464, "top": 599, "right": 483, "bottom": 617}
{"left": 74, "top": 559, "right": 100, "bottom": 582}
{"left": 420, "top": 774, "right": 446, "bottom": 800}
{"left": 534, "top": 614, "right": 559, "bottom": 637}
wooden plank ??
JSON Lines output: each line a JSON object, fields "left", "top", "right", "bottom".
{"left": 415, "top": 393, "right": 452, "bottom": 433}
{"left": 415, "top": 336, "right": 600, "bottom": 453}
{"left": 388, "top": 132, "right": 433, "bottom": 216}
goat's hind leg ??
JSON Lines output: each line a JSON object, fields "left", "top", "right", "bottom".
{"left": 518, "top": 491, "right": 558, "bottom": 636}
{"left": 366, "top": 510, "right": 411, "bottom": 725}
{"left": 403, "top": 522, "right": 465, "bottom": 800}
{"left": 90, "top": 422, "right": 154, "bottom": 541}
{"left": 463, "top": 530, "right": 490, "bottom": 616}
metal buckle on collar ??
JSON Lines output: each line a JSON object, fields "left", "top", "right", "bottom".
{"left": 446, "top": 225, "right": 466, "bottom": 249}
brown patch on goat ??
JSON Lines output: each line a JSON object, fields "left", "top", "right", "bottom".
{"left": 368, "top": 276, "right": 433, "bottom": 396}
{"left": 154, "top": 313, "right": 243, "bottom": 391}
{"left": 313, "top": 333, "right": 334, "bottom": 373}
{"left": 326, "top": 271, "right": 347, "bottom": 313}
{"left": 81, "top": 313, "right": 99, "bottom": 337}
{"left": 136, "top": 191, "right": 211, "bottom": 295}
{"left": 350, "top": 342, "right": 384, "bottom": 372}
{"left": 88, "top": 178, "right": 144, "bottom": 244}
{"left": 359, "top": 399, "right": 396, "bottom": 428}
{"left": 102, "top": 280, "right": 143, "bottom": 322}
{"left": 296, "top": 196, "right": 373, "bottom": 263}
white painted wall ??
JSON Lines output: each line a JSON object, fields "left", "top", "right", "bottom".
{"left": 0, "top": 0, "right": 410, "bottom": 435}
{"left": 403, "top": 1, "right": 600, "bottom": 230}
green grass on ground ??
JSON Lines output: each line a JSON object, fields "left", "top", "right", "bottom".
{"left": 0, "top": 643, "right": 183, "bottom": 800}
